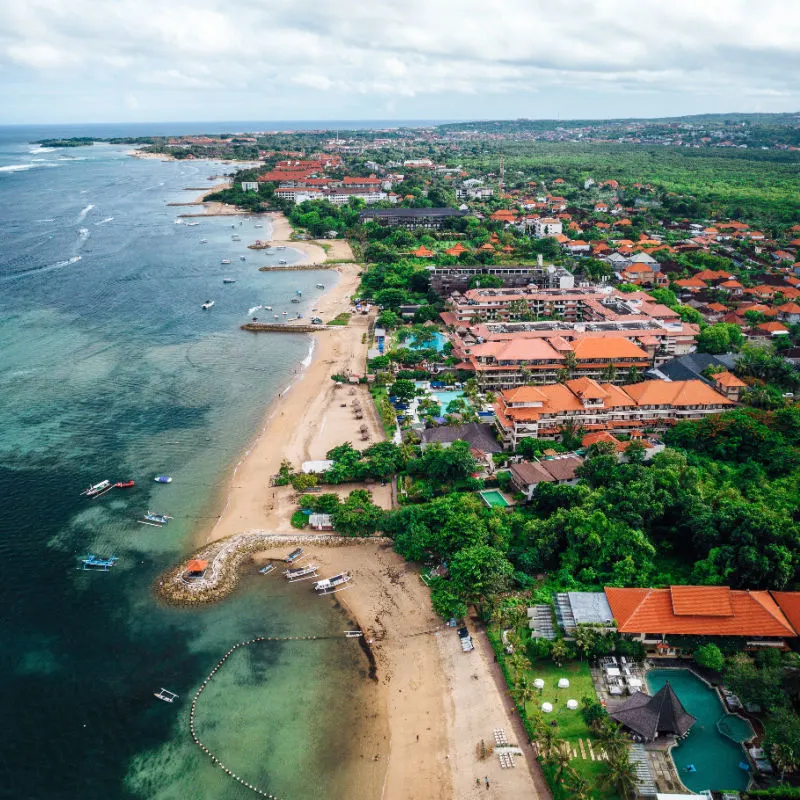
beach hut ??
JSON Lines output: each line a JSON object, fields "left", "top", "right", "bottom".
{"left": 185, "top": 559, "right": 208, "bottom": 579}
{"left": 309, "top": 513, "right": 334, "bottom": 531}
{"left": 558, "top": 678, "right": 570, "bottom": 689}
{"left": 534, "top": 678, "right": 545, "bottom": 689}
{"left": 541, "top": 702, "right": 553, "bottom": 713}
{"left": 567, "top": 699, "right": 579, "bottom": 710}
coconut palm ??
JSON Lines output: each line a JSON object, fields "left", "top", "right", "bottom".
{"left": 550, "top": 639, "right": 568, "bottom": 666}
{"left": 597, "top": 719, "right": 629, "bottom": 759}
{"left": 602, "top": 750, "right": 639, "bottom": 799}
{"left": 566, "top": 768, "right": 592, "bottom": 800}
{"left": 547, "top": 740, "right": 573, "bottom": 785}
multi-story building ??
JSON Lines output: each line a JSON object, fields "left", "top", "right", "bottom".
{"left": 427, "top": 264, "right": 574, "bottom": 296}
{"left": 358, "top": 207, "right": 468, "bottom": 228}
{"left": 462, "top": 336, "right": 654, "bottom": 391}
{"left": 531, "top": 217, "right": 564, "bottom": 238}
{"left": 494, "top": 377, "right": 733, "bottom": 448}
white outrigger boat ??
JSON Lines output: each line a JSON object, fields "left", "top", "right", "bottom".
{"left": 284, "top": 564, "right": 319, "bottom": 582}
{"left": 314, "top": 572, "right": 352, "bottom": 595}
{"left": 139, "top": 510, "right": 173, "bottom": 527}
{"left": 81, "top": 479, "right": 112, "bottom": 498}
{"left": 154, "top": 688, "right": 178, "bottom": 703}
{"left": 258, "top": 563, "right": 275, "bottom": 575}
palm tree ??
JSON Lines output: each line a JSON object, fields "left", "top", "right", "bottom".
{"left": 602, "top": 750, "right": 639, "bottom": 799}
{"left": 564, "top": 351, "right": 577, "bottom": 375}
{"left": 597, "top": 720, "right": 629, "bottom": 760}
{"left": 548, "top": 740, "right": 573, "bottom": 785}
{"left": 550, "top": 639, "right": 568, "bottom": 667}
{"left": 573, "top": 625, "right": 596, "bottom": 661}
{"left": 535, "top": 722, "right": 558, "bottom": 759}
{"left": 566, "top": 768, "right": 592, "bottom": 800}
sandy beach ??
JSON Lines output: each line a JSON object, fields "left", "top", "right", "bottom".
{"left": 244, "top": 541, "right": 544, "bottom": 800}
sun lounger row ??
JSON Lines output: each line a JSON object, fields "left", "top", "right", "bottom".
{"left": 498, "top": 753, "right": 515, "bottom": 769}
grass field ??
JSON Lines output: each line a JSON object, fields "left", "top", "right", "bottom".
{"left": 522, "top": 659, "right": 618, "bottom": 800}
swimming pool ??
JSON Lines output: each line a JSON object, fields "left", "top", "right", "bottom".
{"left": 647, "top": 669, "right": 754, "bottom": 792}
{"left": 431, "top": 390, "right": 465, "bottom": 411}
{"left": 410, "top": 331, "right": 447, "bottom": 352}
{"left": 480, "top": 490, "right": 511, "bottom": 508}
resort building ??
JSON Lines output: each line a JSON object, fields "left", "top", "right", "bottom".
{"left": 358, "top": 207, "right": 468, "bottom": 228}
{"left": 494, "top": 378, "right": 733, "bottom": 448}
{"left": 466, "top": 336, "right": 654, "bottom": 391}
{"left": 508, "top": 454, "right": 585, "bottom": 500}
{"left": 427, "top": 263, "right": 575, "bottom": 296}
{"left": 610, "top": 683, "right": 696, "bottom": 742}
{"left": 605, "top": 585, "right": 799, "bottom": 653}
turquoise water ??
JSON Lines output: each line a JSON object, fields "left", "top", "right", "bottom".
{"left": 410, "top": 332, "right": 447, "bottom": 352}
{"left": 647, "top": 669, "right": 752, "bottom": 792}
{"left": 432, "top": 390, "right": 465, "bottom": 410}
{"left": 480, "top": 490, "right": 510, "bottom": 508}
{"left": 0, "top": 128, "right": 378, "bottom": 799}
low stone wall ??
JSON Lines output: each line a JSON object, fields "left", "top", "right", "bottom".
{"left": 157, "top": 532, "right": 390, "bottom": 606}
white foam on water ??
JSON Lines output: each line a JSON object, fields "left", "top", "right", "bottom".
{"left": 0, "top": 255, "right": 82, "bottom": 283}
{"left": 35, "top": 218, "right": 55, "bottom": 223}
{"left": 0, "top": 164, "right": 36, "bottom": 173}
{"left": 94, "top": 217, "right": 114, "bottom": 226}
{"left": 29, "top": 146, "right": 55, "bottom": 154}
{"left": 78, "top": 227, "right": 90, "bottom": 240}
{"left": 247, "top": 305, "right": 263, "bottom": 316}
{"left": 77, "top": 203, "right": 95, "bottom": 221}
{"left": 301, "top": 337, "right": 316, "bottom": 368}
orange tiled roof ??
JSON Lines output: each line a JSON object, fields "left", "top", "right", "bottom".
{"left": 412, "top": 245, "right": 434, "bottom": 258}
{"left": 571, "top": 337, "right": 650, "bottom": 361}
{"left": 567, "top": 377, "right": 608, "bottom": 399}
{"left": 623, "top": 379, "right": 734, "bottom": 407}
{"left": 606, "top": 586, "right": 797, "bottom": 637}
{"left": 772, "top": 593, "right": 800, "bottom": 636}
{"left": 713, "top": 371, "right": 746, "bottom": 388}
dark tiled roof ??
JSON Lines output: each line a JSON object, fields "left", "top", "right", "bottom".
{"left": 419, "top": 423, "right": 502, "bottom": 453}
{"left": 652, "top": 353, "right": 737, "bottom": 382}
{"left": 510, "top": 461, "right": 554, "bottom": 486}
{"left": 359, "top": 207, "right": 467, "bottom": 220}
{"left": 610, "top": 682, "right": 696, "bottom": 741}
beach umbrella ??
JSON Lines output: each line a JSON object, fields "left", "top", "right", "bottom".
{"left": 558, "top": 678, "right": 570, "bottom": 688}
{"left": 541, "top": 702, "right": 553, "bottom": 713}
{"left": 567, "top": 699, "right": 579, "bottom": 710}
{"left": 534, "top": 678, "right": 545, "bottom": 689}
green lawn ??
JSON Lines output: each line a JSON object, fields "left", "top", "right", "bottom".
{"left": 522, "top": 659, "right": 618, "bottom": 800}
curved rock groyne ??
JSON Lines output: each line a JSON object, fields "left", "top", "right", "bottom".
{"left": 157, "top": 532, "right": 390, "bottom": 606}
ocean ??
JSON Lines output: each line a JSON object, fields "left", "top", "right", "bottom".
{"left": 0, "top": 126, "right": 379, "bottom": 799}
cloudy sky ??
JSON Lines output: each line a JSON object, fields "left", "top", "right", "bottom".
{"left": 1, "top": 0, "right": 799, "bottom": 124}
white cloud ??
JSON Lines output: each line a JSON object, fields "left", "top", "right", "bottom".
{"left": 0, "top": 0, "right": 798, "bottom": 120}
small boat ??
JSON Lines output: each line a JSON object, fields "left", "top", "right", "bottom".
{"left": 80, "top": 553, "right": 118, "bottom": 571}
{"left": 114, "top": 480, "right": 135, "bottom": 489}
{"left": 285, "top": 548, "right": 304, "bottom": 563}
{"left": 154, "top": 475, "right": 173, "bottom": 484}
{"left": 284, "top": 564, "right": 319, "bottom": 581}
{"left": 174, "top": 219, "right": 183, "bottom": 224}
{"left": 186, "top": 222, "right": 200, "bottom": 227}
{"left": 223, "top": 278, "right": 236, "bottom": 284}
{"left": 254, "top": 223, "right": 263, "bottom": 228}
{"left": 278, "top": 259, "right": 287, "bottom": 265}
{"left": 81, "top": 479, "right": 112, "bottom": 497}
{"left": 290, "top": 298, "right": 300, "bottom": 304}
{"left": 231, "top": 234, "right": 241, "bottom": 241}
{"left": 314, "top": 572, "right": 352, "bottom": 594}
{"left": 221, "top": 259, "right": 231, "bottom": 265}
{"left": 141, "top": 510, "right": 172, "bottom": 526}
{"left": 240, "top": 256, "right": 246, "bottom": 261}
{"left": 202, "top": 300, "right": 215, "bottom": 309}
{"left": 265, "top": 306, "right": 272, "bottom": 311}
{"left": 154, "top": 688, "right": 179, "bottom": 703}
{"left": 258, "top": 564, "right": 275, "bottom": 575}
{"left": 316, "top": 283, "right": 325, "bottom": 289}
{"left": 282, "top": 311, "right": 287, "bottom": 315}
{"left": 276, "top": 245, "right": 286, "bottom": 250}
{"left": 200, "top": 239, "right": 208, "bottom": 243}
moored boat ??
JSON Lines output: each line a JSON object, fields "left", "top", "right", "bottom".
{"left": 81, "top": 479, "right": 112, "bottom": 497}
{"left": 258, "top": 564, "right": 275, "bottom": 575}
{"left": 202, "top": 300, "right": 215, "bottom": 309}
{"left": 284, "top": 564, "right": 318, "bottom": 581}
{"left": 223, "top": 278, "right": 236, "bottom": 283}
{"left": 278, "top": 259, "right": 287, "bottom": 265}
{"left": 143, "top": 510, "right": 172, "bottom": 525}
{"left": 221, "top": 259, "right": 231, "bottom": 265}
{"left": 285, "top": 547, "right": 304, "bottom": 563}
{"left": 316, "top": 283, "right": 325, "bottom": 289}
{"left": 200, "top": 239, "right": 208, "bottom": 243}
{"left": 154, "top": 688, "right": 178, "bottom": 703}
{"left": 154, "top": 475, "right": 173, "bottom": 484}
{"left": 114, "top": 480, "right": 135, "bottom": 489}
{"left": 314, "top": 572, "right": 352, "bottom": 594}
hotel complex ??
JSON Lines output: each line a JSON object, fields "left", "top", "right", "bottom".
{"left": 493, "top": 377, "right": 734, "bottom": 448}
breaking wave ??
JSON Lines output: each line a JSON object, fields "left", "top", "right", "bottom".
{"left": 0, "top": 255, "right": 82, "bottom": 283}
{"left": 77, "top": 204, "right": 95, "bottom": 221}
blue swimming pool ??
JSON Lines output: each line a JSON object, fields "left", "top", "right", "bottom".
{"left": 410, "top": 331, "right": 447, "bottom": 352}
{"left": 431, "top": 390, "right": 465, "bottom": 411}
{"left": 647, "top": 669, "right": 754, "bottom": 792}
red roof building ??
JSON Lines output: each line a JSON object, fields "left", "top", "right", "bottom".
{"left": 605, "top": 586, "right": 796, "bottom": 640}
